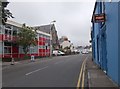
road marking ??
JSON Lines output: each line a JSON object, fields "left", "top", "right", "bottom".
{"left": 77, "top": 56, "right": 88, "bottom": 89}
{"left": 82, "top": 62, "right": 86, "bottom": 89}
{"left": 25, "top": 66, "right": 48, "bottom": 76}
{"left": 76, "top": 59, "right": 86, "bottom": 89}
{"left": 54, "top": 61, "right": 64, "bottom": 65}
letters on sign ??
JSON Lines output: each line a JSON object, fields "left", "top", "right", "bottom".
{"left": 92, "top": 13, "right": 106, "bottom": 23}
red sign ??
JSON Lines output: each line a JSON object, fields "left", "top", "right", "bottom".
{"left": 92, "top": 13, "right": 106, "bottom": 23}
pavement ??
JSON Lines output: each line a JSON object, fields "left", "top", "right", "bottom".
{"left": 85, "top": 55, "right": 119, "bottom": 88}
{"left": 2, "top": 57, "right": 52, "bottom": 70}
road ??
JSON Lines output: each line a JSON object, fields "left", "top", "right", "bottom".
{"left": 2, "top": 54, "right": 88, "bottom": 87}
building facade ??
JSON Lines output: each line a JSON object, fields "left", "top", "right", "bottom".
{"left": 59, "top": 36, "right": 74, "bottom": 53}
{"left": 33, "top": 24, "right": 59, "bottom": 50}
{"left": 0, "top": 20, "right": 51, "bottom": 60}
{"left": 91, "top": 2, "right": 120, "bottom": 86}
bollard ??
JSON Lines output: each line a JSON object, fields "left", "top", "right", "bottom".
{"left": 31, "top": 55, "right": 35, "bottom": 62}
{"left": 11, "top": 58, "right": 15, "bottom": 65}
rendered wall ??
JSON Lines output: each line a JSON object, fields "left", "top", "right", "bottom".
{"left": 118, "top": 1, "right": 120, "bottom": 85}
{"left": 93, "top": 2, "right": 102, "bottom": 65}
{"left": 92, "top": 2, "right": 119, "bottom": 85}
{"left": 105, "top": 2, "right": 119, "bottom": 85}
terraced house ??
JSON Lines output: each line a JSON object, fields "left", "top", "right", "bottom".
{"left": 0, "top": 20, "right": 51, "bottom": 61}
{"left": 91, "top": 1, "right": 120, "bottom": 86}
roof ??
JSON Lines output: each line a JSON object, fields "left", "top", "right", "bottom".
{"left": 6, "top": 20, "right": 51, "bottom": 36}
{"left": 6, "top": 20, "right": 23, "bottom": 27}
{"left": 33, "top": 24, "right": 55, "bottom": 34}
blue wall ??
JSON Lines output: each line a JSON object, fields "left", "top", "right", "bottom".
{"left": 105, "top": 2, "right": 119, "bottom": 85}
{"left": 92, "top": 2, "right": 120, "bottom": 85}
{"left": 118, "top": 1, "right": 120, "bottom": 85}
{"left": 93, "top": 2, "right": 101, "bottom": 65}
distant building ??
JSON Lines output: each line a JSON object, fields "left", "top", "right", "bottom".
{"left": 60, "top": 40, "right": 71, "bottom": 49}
{"left": 70, "top": 43, "right": 75, "bottom": 53}
{"left": 59, "top": 36, "right": 74, "bottom": 53}
{"left": 59, "top": 36, "right": 68, "bottom": 44}
{"left": 33, "top": 24, "right": 59, "bottom": 50}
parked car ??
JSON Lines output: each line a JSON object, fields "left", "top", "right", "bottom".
{"left": 81, "top": 50, "right": 89, "bottom": 54}
{"left": 52, "top": 50, "right": 65, "bottom": 56}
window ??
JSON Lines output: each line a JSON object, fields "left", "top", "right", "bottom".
{"left": 5, "top": 29, "right": 11, "bottom": 35}
{"left": 4, "top": 47, "right": 11, "bottom": 54}
{"left": 0, "top": 25, "right": 2, "bottom": 34}
{"left": 4, "top": 42, "right": 11, "bottom": 46}
{"left": 9, "top": 30, "right": 11, "bottom": 35}
{"left": 13, "top": 30, "right": 17, "bottom": 36}
{"left": 39, "top": 45, "right": 43, "bottom": 49}
{"left": 5, "top": 29, "right": 8, "bottom": 35}
{"left": 43, "top": 46, "right": 46, "bottom": 49}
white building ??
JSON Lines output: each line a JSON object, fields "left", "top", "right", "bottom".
{"left": 59, "top": 36, "right": 75, "bottom": 53}
{"left": 60, "top": 40, "right": 71, "bottom": 49}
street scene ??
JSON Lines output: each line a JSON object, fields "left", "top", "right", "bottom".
{"left": 0, "top": 0, "right": 120, "bottom": 88}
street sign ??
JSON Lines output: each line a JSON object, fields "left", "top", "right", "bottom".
{"left": 92, "top": 13, "right": 106, "bottom": 23}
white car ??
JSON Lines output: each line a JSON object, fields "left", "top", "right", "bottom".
{"left": 81, "top": 50, "right": 89, "bottom": 54}
{"left": 52, "top": 50, "right": 65, "bottom": 56}
{"left": 57, "top": 51, "right": 65, "bottom": 56}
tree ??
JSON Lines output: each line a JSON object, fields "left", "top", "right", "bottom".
{"left": 1, "top": 1, "right": 14, "bottom": 25}
{"left": 17, "top": 24, "right": 37, "bottom": 57}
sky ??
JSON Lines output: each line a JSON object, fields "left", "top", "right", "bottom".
{"left": 7, "top": 0, "right": 95, "bottom": 46}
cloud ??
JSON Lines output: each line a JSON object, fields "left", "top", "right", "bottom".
{"left": 7, "top": 2, "right": 95, "bottom": 46}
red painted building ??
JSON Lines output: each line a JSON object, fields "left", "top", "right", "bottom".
{"left": 0, "top": 20, "right": 51, "bottom": 60}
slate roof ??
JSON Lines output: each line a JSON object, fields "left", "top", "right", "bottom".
{"left": 33, "top": 24, "right": 54, "bottom": 34}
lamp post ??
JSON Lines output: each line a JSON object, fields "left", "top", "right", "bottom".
{"left": 50, "top": 20, "right": 56, "bottom": 57}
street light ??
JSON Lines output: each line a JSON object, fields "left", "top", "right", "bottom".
{"left": 50, "top": 20, "right": 56, "bottom": 57}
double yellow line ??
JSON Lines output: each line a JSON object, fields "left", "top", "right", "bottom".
{"left": 77, "top": 57, "right": 87, "bottom": 89}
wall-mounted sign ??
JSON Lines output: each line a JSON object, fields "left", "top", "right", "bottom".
{"left": 92, "top": 13, "right": 106, "bottom": 23}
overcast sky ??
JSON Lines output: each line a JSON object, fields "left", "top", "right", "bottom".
{"left": 7, "top": 0, "right": 95, "bottom": 46}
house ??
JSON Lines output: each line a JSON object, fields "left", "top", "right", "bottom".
{"left": 59, "top": 36, "right": 74, "bottom": 53}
